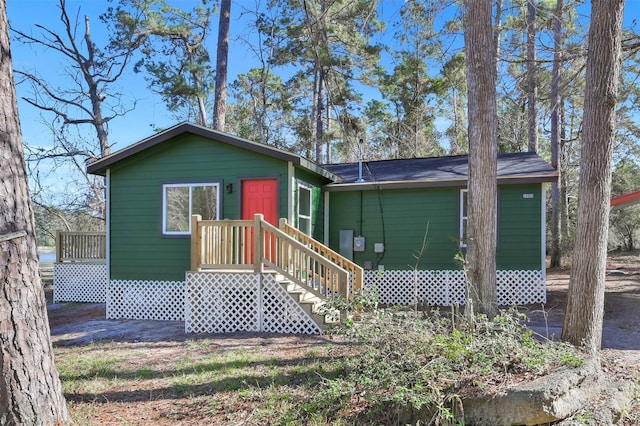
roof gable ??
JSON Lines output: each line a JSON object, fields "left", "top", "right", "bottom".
{"left": 86, "top": 122, "right": 336, "bottom": 180}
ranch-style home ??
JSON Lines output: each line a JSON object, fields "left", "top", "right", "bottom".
{"left": 54, "top": 122, "right": 558, "bottom": 334}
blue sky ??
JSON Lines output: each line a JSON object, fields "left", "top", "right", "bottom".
{"left": 8, "top": 1, "right": 639, "bottom": 147}
{"left": 9, "top": 0, "right": 409, "bottom": 149}
{"left": 6, "top": 0, "right": 640, "bottom": 189}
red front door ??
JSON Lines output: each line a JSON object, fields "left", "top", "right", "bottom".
{"left": 241, "top": 179, "right": 278, "bottom": 223}
{"left": 242, "top": 179, "right": 278, "bottom": 264}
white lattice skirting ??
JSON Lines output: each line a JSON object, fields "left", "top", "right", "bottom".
{"left": 107, "top": 280, "right": 185, "bottom": 321}
{"left": 364, "top": 269, "right": 545, "bottom": 306}
{"left": 186, "top": 272, "right": 322, "bottom": 335}
{"left": 53, "top": 263, "right": 107, "bottom": 303}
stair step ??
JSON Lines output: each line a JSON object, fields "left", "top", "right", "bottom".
{"left": 272, "top": 271, "right": 342, "bottom": 330}
{"left": 299, "top": 300, "right": 321, "bottom": 315}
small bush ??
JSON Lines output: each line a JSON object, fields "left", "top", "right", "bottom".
{"left": 316, "top": 307, "right": 585, "bottom": 424}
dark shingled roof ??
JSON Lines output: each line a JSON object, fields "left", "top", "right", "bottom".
{"left": 323, "top": 152, "right": 557, "bottom": 190}
{"left": 86, "top": 122, "right": 557, "bottom": 191}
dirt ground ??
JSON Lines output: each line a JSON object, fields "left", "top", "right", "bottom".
{"left": 525, "top": 252, "right": 640, "bottom": 371}
{"left": 45, "top": 252, "right": 640, "bottom": 424}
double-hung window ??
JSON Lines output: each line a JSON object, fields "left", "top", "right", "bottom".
{"left": 297, "top": 183, "right": 313, "bottom": 236}
{"left": 459, "top": 189, "right": 468, "bottom": 248}
{"left": 163, "top": 183, "right": 220, "bottom": 235}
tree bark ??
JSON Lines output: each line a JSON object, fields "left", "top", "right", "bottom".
{"left": 213, "top": 0, "right": 231, "bottom": 131}
{"left": 83, "top": 14, "right": 110, "bottom": 156}
{"left": 492, "top": 0, "right": 503, "bottom": 81}
{"left": 561, "top": 0, "right": 625, "bottom": 351}
{"left": 314, "top": 66, "right": 325, "bottom": 163}
{"left": 0, "top": 1, "right": 70, "bottom": 423}
{"left": 464, "top": 0, "right": 498, "bottom": 317}
{"left": 550, "top": 0, "right": 564, "bottom": 268}
{"left": 560, "top": 98, "right": 570, "bottom": 250}
{"left": 526, "top": 0, "right": 538, "bottom": 153}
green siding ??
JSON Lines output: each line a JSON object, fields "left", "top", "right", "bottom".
{"left": 328, "top": 184, "right": 544, "bottom": 271}
{"left": 108, "top": 128, "right": 545, "bottom": 282}
{"left": 329, "top": 187, "right": 461, "bottom": 270}
{"left": 109, "top": 133, "right": 290, "bottom": 281}
{"left": 496, "top": 184, "right": 543, "bottom": 270}
{"left": 293, "top": 167, "right": 330, "bottom": 242}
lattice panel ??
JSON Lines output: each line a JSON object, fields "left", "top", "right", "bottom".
{"left": 185, "top": 273, "right": 322, "bottom": 334}
{"left": 53, "top": 263, "right": 107, "bottom": 303}
{"left": 364, "top": 270, "right": 466, "bottom": 306}
{"left": 497, "top": 270, "right": 545, "bottom": 305}
{"left": 186, "top": 273, "right": 260, "bottom": 333}
{"left": 107, "top": 280, "right": 185, "bottom": 321}
{"left": 260, "top": 274, "right": 322, "bottom": 335}
{"left": 364, "top": 269, "right": 545, "bottom": 306}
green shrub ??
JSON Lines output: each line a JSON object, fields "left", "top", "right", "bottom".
{"left": 316, "top": 307, "right": 585, "bottom": 424}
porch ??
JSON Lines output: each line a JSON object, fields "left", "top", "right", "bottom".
{"left": 51, "top": 218, "right": 545, "bottom": 334}
{"left": 51, "top": 216, "right": 364, "bottom": 334}
{"left": 53, "top": 231, "right": 107, "bottom": 303}
{"left": 187, "top": 214, "right": 364, "bottom": 333}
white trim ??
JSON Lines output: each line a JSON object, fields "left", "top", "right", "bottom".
{"left": 162, "top": 182, "right": 220, "bottom": 235}
{"left": 459, "top": 189, "right": 468, "bottom": 248}
{"left": 296, "top": 181, "right": 313, "bottom": 235}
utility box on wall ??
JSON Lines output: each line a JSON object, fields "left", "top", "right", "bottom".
{"left": 353, "top": 236, "right": 366, "bottom": 252}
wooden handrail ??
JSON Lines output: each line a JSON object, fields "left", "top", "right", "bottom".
{"left": 191, "top": 214, "right": 351, "bottom": 300}
{"left": 279, "top": 218, "right": 363, "bottom": 295}
{"left": 259, "top": 217, "right": 349, "bottom": 299}
{"left": 55, "top": 230, "right": 106, "bottom": 263}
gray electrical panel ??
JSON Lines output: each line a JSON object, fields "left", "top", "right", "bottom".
{"left": 339, "top": 229, "right": 354, "bottom": 261}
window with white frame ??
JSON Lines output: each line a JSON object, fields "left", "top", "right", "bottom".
{"left": 163, "top": 183, "right": 219, "bottom": 235}
{"left": 459, "top": 189, "right": 468, "bottom": 248}
{"left": 297, "top": 183, "right": 313, "bottom": 235}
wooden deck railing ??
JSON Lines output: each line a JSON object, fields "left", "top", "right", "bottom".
{"left": 55, "top": 231, "right": 106, "bottom": 262}
{"left": 191, "top": 214, "right": 351, "bottom": 300}
{"left": 279, "top": 218, "right": 363, "bottom": 295}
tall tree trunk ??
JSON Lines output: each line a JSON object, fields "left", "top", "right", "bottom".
{"left": 213, "top": 0, "right": 231, "bottom": 131}
{"left": 526, "top": 0, "right": 538, "bottom": 153}
{"left": 561, "top": 0, "right": 625, "bottom": 351}
{"left": 550, "top": 0, "right": 564, "bottom": 267}
{"left": 560, "top": 97, "right": 570, "bottom": 250}
{"left": 0, "top": 1, "right": 70, "bottom": 423}
{"left": 83, "top": 15, "right": 110, "bottom": 156}
{"left": 314, "top": 67, "right": 325, "bottom": 163}
{"left": 464, "top": 0, "right": 498, "bottom": 317}
{"left": 492, "top": 0, "right": 503, "bottom": 81}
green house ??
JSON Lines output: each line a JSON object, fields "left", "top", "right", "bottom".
{"left": 323, "top": 155, "right": 556, "bottom": 306}
{"left": 87, "top": 122, "right": 333, "bottom": 283}
{"left": 79, "top": 122, "right": 557, "bottom": 333}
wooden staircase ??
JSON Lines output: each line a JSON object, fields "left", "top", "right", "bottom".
{"left": 273, "top": 274, "right": 340, "bottom": 331}
{"left": 190, "top": 214, "right": 363, "bottom": 332}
